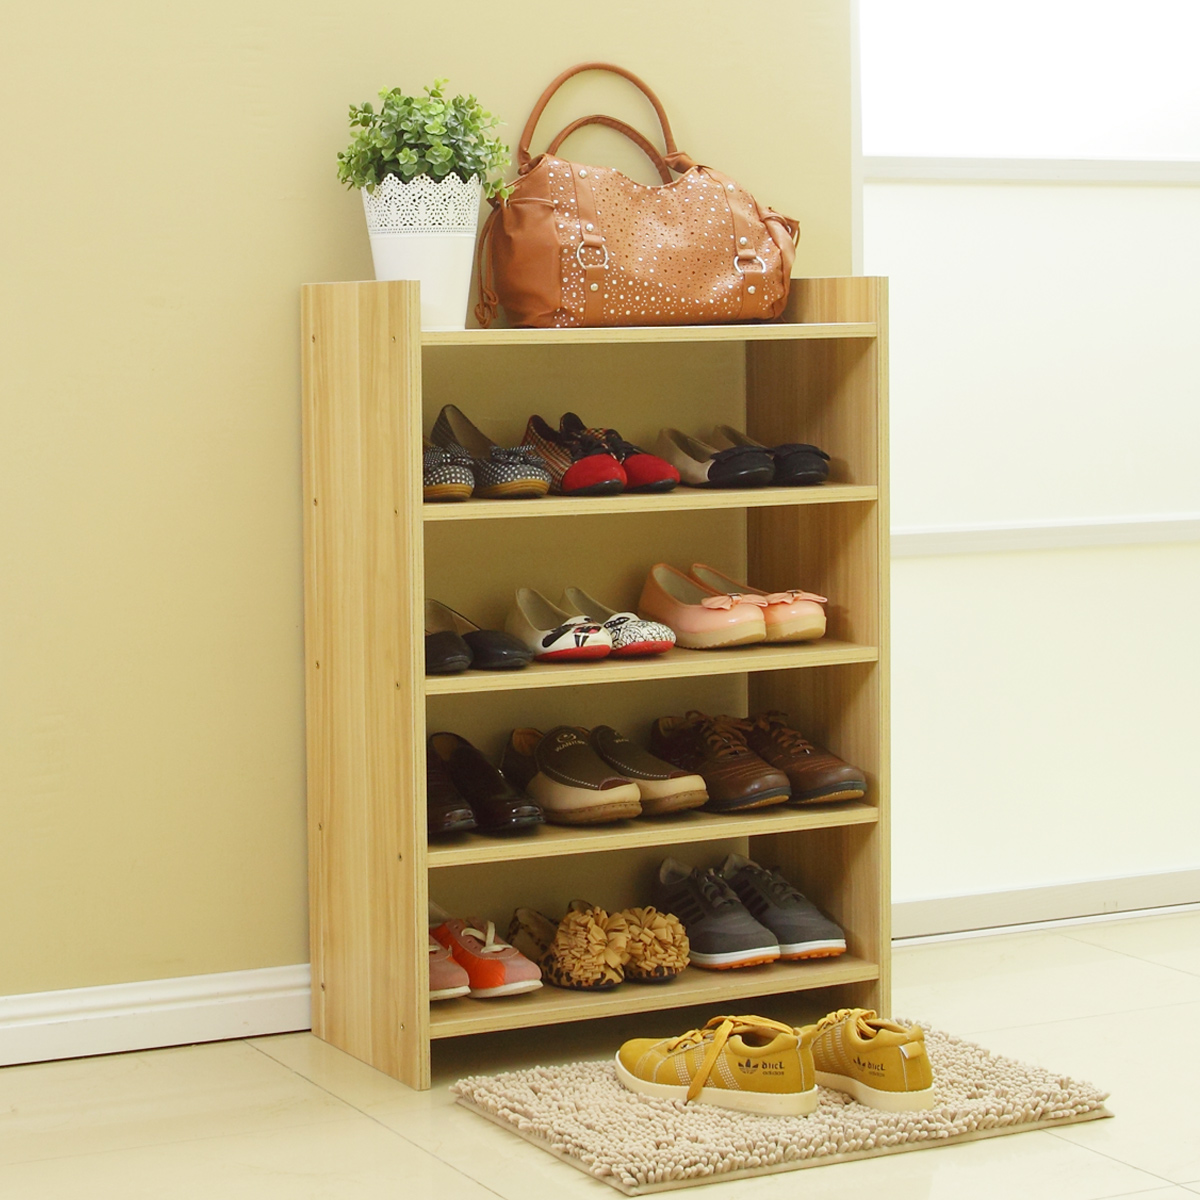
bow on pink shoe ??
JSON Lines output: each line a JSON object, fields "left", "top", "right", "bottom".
{"left": 701, "top": 593, "right": 769, "bottom": 610}
{"left": 762, "top": 589, "right": 827, "bottom": 605}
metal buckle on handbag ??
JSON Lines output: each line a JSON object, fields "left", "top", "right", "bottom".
{"left": 576, "top": 241, "right": 610, "bottom": 268}
{"left": 733, "top": 254, "right": 767, "bottom": 274}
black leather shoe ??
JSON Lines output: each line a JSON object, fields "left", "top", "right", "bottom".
{"left": 425, "top": 629, "right": 472, "bottom": 674}
{"left": 426, "top": 599, "right": 532, "bottom": 670}
{"left": 428, "top": 732, "right": 543, "bottom": 835}
{"left": 426, "top": 748, "right": 477, "bottom": 836}
{"left": 710, "top": 425, "right": 830, "bottom": 486}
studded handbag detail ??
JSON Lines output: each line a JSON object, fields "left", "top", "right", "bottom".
{"left": 474, "top": 62, "right": 800, "bottom": 329}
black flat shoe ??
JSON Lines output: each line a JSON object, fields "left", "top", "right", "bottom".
{"left": 710, "top": 425, "right": 830, "bottom": 486}
{"left": 425, "top": 630, "right": 472, "bottom": 674}
{"left": 428, "top": 732, "right": 544, "bottom": 835}
{"left": 426, "top": 599, "right": 533, "bottom": 670}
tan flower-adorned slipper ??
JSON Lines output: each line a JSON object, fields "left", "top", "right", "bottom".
{"left": 569, "top": 900, "right": 689, "bottom": 983}
{"left": 507, "top": 906, "right": 625, "bottom": 991}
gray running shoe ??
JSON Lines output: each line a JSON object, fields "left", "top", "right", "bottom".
{"left": 657, "top": 858, "right": 779, "bottom": 969}
{"left": 720, "top": 854, "right": 847, "bottom": 960}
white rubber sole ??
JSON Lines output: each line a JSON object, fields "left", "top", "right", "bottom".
{"left": 469, "top": 979, "right": 544, "bottom": 999}
{"left": 777, "top": 938, "right": 847, "bottom": 959}
{"left": 429, "top": 984, "right": 471, "bottom": 1001}
{"left": 615, "top": 1054, "right": 818, "bottom": 1115}
{"left": 764, "top": 614, "right": 827, "bottom": 642}
{"left": 688, "top": 944, "right": 780, "bottom": 969}
{"left": 526, "top": 772, "right": 643, "bottom": 821}
{"left": 815, "top": 1070, "right": 937, "bottom": 1111}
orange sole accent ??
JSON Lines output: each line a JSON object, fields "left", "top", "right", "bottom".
{"left": 778, "top": 948, "right": 847, "bottom": 962}
{"left": 609, "top": 641, "right": 674, "bottom": 658}
{"left": 535, "top": 645, "right": 612, "bottom": 661}
{"left": 698, "top": 954, "right": 780, "bottom": 970}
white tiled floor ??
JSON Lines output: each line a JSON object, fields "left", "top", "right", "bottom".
{"left": 3, "top": 909, "right": 1199, "bottom": 1199}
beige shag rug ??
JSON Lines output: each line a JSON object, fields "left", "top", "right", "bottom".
{"left": 453, "top": 1025, "right": 1111, "bottom": 1195}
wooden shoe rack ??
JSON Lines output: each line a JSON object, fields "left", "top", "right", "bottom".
{"left": 301, "top": 276, "right": 889, "bottom": 1090}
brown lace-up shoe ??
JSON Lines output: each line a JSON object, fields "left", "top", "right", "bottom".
{"left": 736, "top": 712, "right": 867, "bottom": 804}
{"left": 649, "top": 712, "right": 791, "bottom": 812}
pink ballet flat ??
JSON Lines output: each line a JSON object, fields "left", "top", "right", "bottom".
{"left": 687, "top": 564, "right": 827, "bottom": 643}
{"left": 637, "top": 564, "right": 767, "bottom": 650}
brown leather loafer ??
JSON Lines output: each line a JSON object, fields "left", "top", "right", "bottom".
{"left": 587, "top": 725, "right": 708, "bottom": 815}
{"left": 501, "top": 726, "right": 642, "bottom": 824}
{"left": 736, "top": 712, "right": 867, "bottom": 804}
{"left": 426, "top": 742, "right": 477, "bottom": 837}
{"left": 649, "top": 711, "right": 791, "bottom": 813}
{"left": 428, "top": 732, "right": 543, "bottom": 835}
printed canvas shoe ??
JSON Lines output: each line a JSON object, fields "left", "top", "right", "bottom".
{"left": 653, "top": 428, "right": 775, "bottom": 488}
{"left": 429, "top": 904, "right": 543, "bottom": 998}
{"left": 559, "top": 412, "right": 679, "bottom": 493}
{"left": 710, "top": 426, "right": 831, "bottom": 487}
{"left": 523, "top": 414, "right": 626, "bottom": 496}
{"left": 616, "top": 1015, "right": 817, "bottom": 1116}
{"left": 428, "top": 732, "right": 543, "bottom": 835}
{"left": 430, "top": 404, "right": 551, "bottom": 499}
{"left": 422, "top": 438, "right": 474, "bottom": 502}
{"left": 650, "top": 711, "right": 790, "bottom": 812}
{"left": 807, "top": 1008, "right": 936, "bottom": 1111}
{"left": 560, "top": 586, "right": 675, "bottom": 657}
{"left": 638, "top": 564, "right": 767, "bottom": 650}
{"left": 506, "top": 588, "right": 613, "bottom": 661}
{"left": 501, "top": 726, "right": 643, "bottom": 824}
{"left": 569, "top": 900, "right": 690, "bottom": 983}
{"left": 587, "top": 724, "right": 707, "bottom": 815}
{"left": 656, "top": 858, "right": 779, "bottom": 969}
{"left": 687, "top": 564, "right": 827, "bottom": 643}
{"left": 736, "top": 712, "right": 867, "bottom": 804}
{"left": 507, "top": 905, "right": 627, "bottom": 991}
{"left": 425, "top": 599, "right": 532, "bottom": 671}
{"left": 720, "top": 854, "right": 847, "bottom": 960}
{"left": 425, "top": 743, "right": 477, "bottom": 837}
{"left": 428, "top": 935, "right": 471, "bottom": 1000}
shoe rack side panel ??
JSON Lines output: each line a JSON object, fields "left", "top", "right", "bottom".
{"left": 743, "top": 277, "right": 891, "bottom": 1013}
{"left": 302, "top": 281, "right": 430, "bottom": 1089}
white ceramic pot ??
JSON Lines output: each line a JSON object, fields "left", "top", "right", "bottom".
{"left": 361, "top": 173, "right": 483, "bottom": 330}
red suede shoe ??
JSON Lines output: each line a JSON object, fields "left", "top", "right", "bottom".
{"left": 523, "top": 414, "right": 626, "bottom": 496}
{"left": 560, "top": 413, "right": 680, "bottom": 493}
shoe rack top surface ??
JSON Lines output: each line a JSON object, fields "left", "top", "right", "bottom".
{"left": 423, "top": 640, "right": 879, "bottom": 695}
{"left": 423, "top": 482, "right": 877, "bottom": 521}
{"left": 420, "top": 320, "right": 878, "bottom": 347}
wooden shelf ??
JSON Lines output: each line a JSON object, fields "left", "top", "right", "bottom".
{"left": 429, "top": 955, "right": 880, "bottom": 1038}
{"left": 424, "top": 482, "right": 877, "bottom": 523}
{"left": 422, "top": 321, "right": 877, "bottom": 348}
{"left": 429, "top": 801, "right": 879, "bottom": 868}
{"left": 424, "top": 640, "right": 878, "bottom": 696}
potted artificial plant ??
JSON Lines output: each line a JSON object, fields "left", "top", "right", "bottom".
{"left": 337, "top": 80, "right": 511, "bottom": 330}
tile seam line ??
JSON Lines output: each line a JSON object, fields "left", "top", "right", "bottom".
{"left": 1054, "top": 933, "right": 1200, "bottom": 982}
{"left": 1041, "top": 1130, "right": 1181, "bottom": 1193}
{"left": 243, "top": 1039, "right": 508, "bottom": 1200}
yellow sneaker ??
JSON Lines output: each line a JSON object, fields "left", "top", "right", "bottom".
{"left": 615, "top": 1015, "right": 817, "bottom": 1115}
{"left": 807, "top": 1008, "right": 936, "bottom": 1111}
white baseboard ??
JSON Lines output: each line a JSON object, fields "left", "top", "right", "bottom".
{"left": 864, "top": 156, "right": 1200, "bottom": 186}
{"left": 892, "top": 514, "right": 1200, "bottom": 557}
{"left": 0, "top": 964, "right": 311, "bottom": 1068}
{"left": 892, "top": 869, "right": 1200, "bottom": 939}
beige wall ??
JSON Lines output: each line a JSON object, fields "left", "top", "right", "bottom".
{"left": 0, "top": 0, "right": 853, "bottom": 996}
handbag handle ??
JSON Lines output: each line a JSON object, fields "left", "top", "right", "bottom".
{"left": 546, "top": 115, "right": 675, "bottom": 184}
{"left": 517, "top": 61, "right": 696, "bottom": 174}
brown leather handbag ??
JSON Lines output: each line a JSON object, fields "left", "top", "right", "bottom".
{"left": 475, "top": 62, "right": 799, "bottom": 329}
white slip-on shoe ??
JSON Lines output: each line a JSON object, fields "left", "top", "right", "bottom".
{"left": 505, "top": 588, "right": 614, "bottom": 662}
{"left": 559, "top": 586, "right": 675, "bottom": 657}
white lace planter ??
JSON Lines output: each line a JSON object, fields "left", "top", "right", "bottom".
{"left": 361, "top": 173, "right": 483, "bottom": 330}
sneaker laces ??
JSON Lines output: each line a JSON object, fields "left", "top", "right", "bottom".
{"left": 813, "top": 1007, "right": 876, "bottom": 1036}
{"left": 559, "top": 412, "right": 625, "bottom": 461}
{"left": 739, "top": 712, "right": 815, "bottom": 756}
{"left": 745, "top": 861, "right": 807, "bottom": 905}
{"left": 694, "top": 868, "right": 742, "bottom": 910}
{"left": 593, "top": 427, "right": 640, "bottom": 462}
{"left": 666, "top": 1015, "right": 795, "bottom": 1102}
{"left": 459, "top": 920, "right": 512, "bottom": 954}
{"left": 685, "top": 711, "right": 750, "bottom": 760}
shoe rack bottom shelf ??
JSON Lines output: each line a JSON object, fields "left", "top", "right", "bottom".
{"left": 428, "top": 955, "right": 880, "bottom": 1040}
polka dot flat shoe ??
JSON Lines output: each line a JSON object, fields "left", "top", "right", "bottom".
{"left": 422, "top": 438, "right": 474, "bottom": 502}
{"left": 559, "top": 586, "right": 675, "bottom": 657}
{"left": 430, "top": 404, "right": 552, "bottom": 499}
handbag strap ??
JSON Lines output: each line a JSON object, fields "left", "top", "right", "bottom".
{"left": 546, "top": 115, "right": 675, "bottom": 184}
{"left": 517, "top": 62, "right": 696, "bottom": 174}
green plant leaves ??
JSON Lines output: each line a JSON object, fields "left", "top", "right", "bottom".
{"left": 335, "top": 79, "right": 512, "bottom": 199}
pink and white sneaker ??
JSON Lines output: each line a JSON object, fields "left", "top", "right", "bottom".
{"left": 506, "top": 588, "right": 613, "bottom": 661}
{"left": 559, "top": 587, "right": 676, "bottom": 657}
